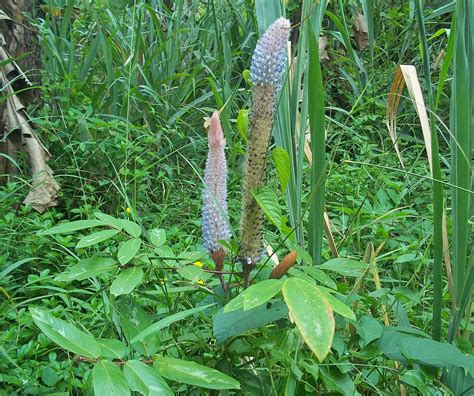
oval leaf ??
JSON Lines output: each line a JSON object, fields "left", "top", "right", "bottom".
{"left": 37, "top": 220, "right": 104, "bottom": 236}
{"left": 131, "top": 304, "right": 215, "bottom": 343}
{"left": 30, "top": 308, "right": 100, "bottom": 359}
{"left": 124, "top": 360, "right": 173, "bottom": 396}
{"left": 94, "top": 212, "right": 124, "bottom": 230}
{"left": 55, "top": 257, "right": 116, "bottom": 282}
{"left": 76, "top": 229, "right": 120, "bottom": 249}
{"left": 282, "top": 277, "right": 335, "bottom": 361}
{"left": 224, "top": 280, "right": 283, "bottom": 313}
{"left": 272, "top": 147, "right": 290, "bottom": 194}
{"left": 149, "top": 228, "right": 166, "bottom": 247}
{"left": 254, "top": 187, "right": 282, "bottom": 230}
{"left": 319, "top": 258, "right": 371, "bottom": 277}
{"left": 92, "top": 360, "right": 130, "bottom": 396}
{"left": 110, "top": 267, "right": 144, "bottom": 296}
{"left": 154, "top": 357, "right": 240, "bottom": 390}
{"left": 120, "top": 219, "right": 142, "bottom": 238}
{"left": 97, "top": 338, "right": 127, "bottom": 359}
{"left": 118, "top": 238, "right": 142, "bottom": 265}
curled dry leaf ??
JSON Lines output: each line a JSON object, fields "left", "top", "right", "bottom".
{"left": 270, "top": 251, "right": 297, "bottom": 279}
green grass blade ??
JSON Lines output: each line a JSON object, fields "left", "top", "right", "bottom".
{"left": 415, "top": 0, "right": 444, "bottom": 341}
{"left": 307, "top": 26, "right": 326, "bottom": 266}
{"left": 448, "top": 0, "right": 473, "bottom": 342}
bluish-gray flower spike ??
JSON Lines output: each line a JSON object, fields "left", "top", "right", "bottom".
{"left": 250, "top": 18, "right": 291, "bottom": 88}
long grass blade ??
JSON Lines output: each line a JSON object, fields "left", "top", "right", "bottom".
{"left": 307, "top": 26, "right": 326, "bottom": 265}
{"left": 415, "top": 0, "right": 444, "bottom": 341}
{"left": 448, "top": 0, "right": 473, "bottom": 342}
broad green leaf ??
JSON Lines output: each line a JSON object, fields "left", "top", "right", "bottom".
{"left": 381, "top": 330, "right": 474, "bottom": 370}
{"left": 94, "top": 212, "right": 124, "bottom": 230}
{"left": 177, "top": 265, "right": 204, "bottom": 282}
{"left": 319, "top": 258, "right": 371, "bottom": 277}
{"left": 120, "top": 220, "right": 142, "bottom": 238}
{"left": 402, "top": 338, "right": 474, "bottom": 369}
{"left": 319, "top": 289, "right": 356, "bottom": 321}
{"left": 118, "top": 238, "right": 142, "bottom": 265}
{"left": 272, "top": 147, "right": 291, "bottom": 194}
{"left": 124, "top": 360, "right": 173, "bottom": 396}
{"left": 149, "top": 228, "right": 166, "bottom": 247}
{"left": 55, "top": 257, "right": 116, "bottom": 282}
{"left": 224, "top": 280, "right": 284, "bottom": 313}
{"left": 320, "top": 367, "right": 357, "bottom": 396}
{"left": 76, "top": 229, "right": 120, "bottom": 249}
{"left": 117, "top": 297, "right": 160, "bottom": 356}
{"left": 254, "top": 187, "right": 282, "bottom": 230}
{"left": 176, "top": 251, "right": 206, "bottom": 263}
{"left": 30, "top": 308, "right": 100, "bottom": 359}
{"left": 244, "top": 279, "right": 284, "bottom": 311}
{"left": 282, "top": 277, "right": 334, "bottom": 361}
{"left": 154, "top": 357, "right": 240, "bottom": 390}
{"left": 131, "top": 304, "right": 215, "bottom": 343}
{"left": 357, "top": 316, "right": 383, "bottom": 347}
{"left": 110, "top": 267, "right": 144, "bottom": 296}
{"left": 37, "top": 220, "right": 104, "bottom": 236}
{"left": 92, "top": 360, "right": 130, "bottom": 396}
{"left": 302, "top": 267, "right": 337, "bottom": 289}
{"left": 214, "top": 302, "right": 288, "bottom": 343}
{"left": 400, "top": 370, "right": 429, "bottom": 394}
{"left": 97, "top": 338, "right": 127, "bottom": 359}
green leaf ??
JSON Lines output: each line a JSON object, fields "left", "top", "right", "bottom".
{"left": 254, "top": 187, "right": 282, "bottom": 230}
{"left": 118, "top": 239, "right": 142, "bottom": 265}
{"left": 272, "top": 147, "right": 291, "bottom": 194}
{"left": 319, "top": 289, "right": 356, "bottom": 321}
{"left": 149, "top": 228, "right": 166, "bottom": 247}
{"left": 302, "top": 267, "right": 337, "bottom": 289}
{"left": 213, "top": 301, "right": 288, "bottom": 343}
{"left": 131, "top": 304, "right": 215, "bottom": 343}
{"left": 400, "top": 370, "right": 428, "bottom": 394}
{"left": 37, "top": 220, "right": 104, "bottom": 236}
{"left": 177, "top": 266, "right": 204, "bottom": 283}
{"left": 76, "top": 229, "right": 120, "bottom": 249}
{"left": 110, "top": 267, "right": 144, "bottom": 296}
{"left": 319, "top": 367, "right": 357, "bottom": 396}
{"left": 97, "top": 338, "right": 127, "bottom": 359}
{"left": 120, "top": 220, "right": 142, "bottom": 238}
{"left": 92, "top": 360, "right": 130, "bottom": 396}
{"left": 237, "top": 109, "right": 249, "bottom": 141}
{"left": 319, "top": 258, "right": 371, "bottom": 277}
{"left": 282, "top": 277, "right": 334, "bottom": 361}
{"left": 357, "top": 316, "right": 383, "bottom": 347}
{"left": 30, "top": 308, "right": 100, "bottom": 359}
{"left": 117, "top": 297, "right": 160, "bottom": 356}
{"left": 94, "top": 212, "right": 124, "bottom": 230}
{"left": 176, "top": 251, "right": 206, "bottom": 263}
{"left": 124, "top": 360, "right": 173, "bottom": 396}
{"left": 154, "top": 357, "right": 240, "bottom": 390}
{"left": 55, "top": 257, "right": 116, "bottom": 282}
{"left": 224, "top": 279, "right": 284, "bottom": 313}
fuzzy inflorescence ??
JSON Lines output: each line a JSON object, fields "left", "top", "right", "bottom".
{"left": 202, "top": 112, "right": 231, "bottom": 253}
{"left": 250, "top": 17, "right": 291, "bottom": 88}
{"left": 240, "top": 18, "right": 290, "bottom": 267}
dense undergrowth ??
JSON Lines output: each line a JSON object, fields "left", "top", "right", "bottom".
{"left": 0, "top": 0, "right": 472, "bottom": 395}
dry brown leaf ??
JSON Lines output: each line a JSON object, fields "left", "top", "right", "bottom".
{"left": 1, "top": 33, "right": 59, "bottom": 212}
{"left": 353, "top": 11, "right": 369, "bottom": 50}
